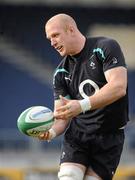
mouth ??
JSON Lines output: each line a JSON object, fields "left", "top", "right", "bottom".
{"left": 56, "top": 46, "right": 63, "bottom": 52}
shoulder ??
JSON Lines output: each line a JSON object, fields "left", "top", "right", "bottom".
{"left": 97, "top": 37, "right": 121, "bottom": 50}
{"left": 87, "top": 36, "right": 120, "bottom": 47}
{"left": 94, "top": 37, "right": 123, "bottom": 59}
{"left": 86, "top": 36, "right": 121, "bottom": 51}
{"left": 88, "top": 37, "right": 124, "bottom": 63}
{"left": 53, "top": 56, "right": 69, "bottom": 79}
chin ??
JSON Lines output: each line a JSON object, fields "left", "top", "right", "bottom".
{"left": 59, "top": 51, "right": 66, "bottom": 57}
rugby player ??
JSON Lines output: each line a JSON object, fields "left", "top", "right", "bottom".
{"left": 39, "top": 13, "right": 129, "bottom": 180}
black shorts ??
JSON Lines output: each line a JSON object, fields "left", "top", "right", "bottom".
{"left": 60, "top": 129, "right": 125, "bottom": 180}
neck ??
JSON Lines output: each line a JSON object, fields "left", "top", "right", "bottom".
{"left": 70, "top": 34, "right": 86, "bottom": 56}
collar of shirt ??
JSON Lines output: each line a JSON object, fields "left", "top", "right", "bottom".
{"left": 69, "top": 38, "right": 88, "bottom": 62}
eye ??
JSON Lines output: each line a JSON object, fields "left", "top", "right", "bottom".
{"left": 52, "top": 33, "right": 59, "bottom": 38}
{"left": 47, "top": 33, "right": 59, "bottom": 43}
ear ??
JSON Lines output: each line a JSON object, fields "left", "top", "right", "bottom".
{"left": 70, "top": 26, "right": 75, "bottom": 34}
{"left": 67, "top": 25, "right": 75, "bottom": 35}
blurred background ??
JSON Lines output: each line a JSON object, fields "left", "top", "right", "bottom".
{"left": 0, "top": 0, "right": 135, "bottom": 179}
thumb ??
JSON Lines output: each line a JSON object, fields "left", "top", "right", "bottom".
{"left": 59, "top": 95, "right": 69, "bottom": 105}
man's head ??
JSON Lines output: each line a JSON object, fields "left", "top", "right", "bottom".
{"left": 45, "top": 13, "right": 85, "bottom": 56}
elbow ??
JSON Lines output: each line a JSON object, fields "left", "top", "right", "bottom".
{"left": 117, "top": 85, "right": 127, "bottom": 98}
{"left": 120, "top": 88, "right": 126, "bottom": 97}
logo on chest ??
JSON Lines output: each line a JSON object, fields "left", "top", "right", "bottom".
{"left": 64, "top": 75, "right": 72, "bottom": 82}
{"left": 79, "top": 79, "right": 99, "bottom": 98}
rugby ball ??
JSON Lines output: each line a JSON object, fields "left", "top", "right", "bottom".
{"left": 17, "top": 106, "right": 54, "bottom": 137}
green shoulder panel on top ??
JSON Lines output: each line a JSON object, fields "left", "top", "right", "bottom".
{"left": 53, "top": 68, "right": 69, "bottom": 84}
{"left": 54, "top": 68, "right": 69, "bottom": 77}
{"left": 93, "top": 48, "right": 105, "bottom": 60}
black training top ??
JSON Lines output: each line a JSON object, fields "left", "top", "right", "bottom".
{"left": 53, "top": 37, "right": 129, "bottom": 142}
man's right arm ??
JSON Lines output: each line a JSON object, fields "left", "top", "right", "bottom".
{"left": 38, "top": 99, "right": 70, "bottom": 141}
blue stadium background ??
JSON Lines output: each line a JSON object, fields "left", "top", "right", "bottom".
{"left": 0, "top": 5, "right": 135, "bottom": 130}
{"left": 0, "top": 4, "right": 135, "bottom": 179}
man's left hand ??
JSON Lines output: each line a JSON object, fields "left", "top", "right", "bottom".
{"left": 54, "top": 95, "right": 82, "bottom": 120}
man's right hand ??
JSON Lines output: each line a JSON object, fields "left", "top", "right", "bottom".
{"left": 38, "top": 128, "right": 57, "bottom": 141}
{"left": 38, "top": 131, "right": 51, "bottom": 141}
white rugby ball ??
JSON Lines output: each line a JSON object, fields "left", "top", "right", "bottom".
{"left": 17, "top": 106, "right": 54, "bottom": 137}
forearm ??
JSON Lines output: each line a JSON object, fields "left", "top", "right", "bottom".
{"left": 89, "top": 81, "right": 126, "bottom": 110}
{"left": 83, "top": 67, "right": 127, "bottom": 111}
{"left": 51, "top": 118, "right": 69, "bottom": 137}
{"left": 38, "top": 119, "right": 69, "bottom": 141}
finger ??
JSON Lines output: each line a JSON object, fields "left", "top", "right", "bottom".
{"left": 59, "top": 95, "right": 69, "bottom": 104}
{"left": 56, "top": 105, "right": 70, "bottom": 112}
{"left": 38, "top": 132, "right": 49, "bottom": 140}
{"left": 54, "top": 110, "right": 72, "bottom": 120}
{"left": 55, "top": 106, "right": 70, "bottom": 115}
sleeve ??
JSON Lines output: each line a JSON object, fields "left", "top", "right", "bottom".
{"left": 53, "top": 68, "right": 69, "bottom": 100}
{"left": 96, "top": 38, "right": 127, "bottom": 72}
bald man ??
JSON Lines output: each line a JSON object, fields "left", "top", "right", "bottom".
{"left": 39, "top": 14, "right": 129, "bottom": 180}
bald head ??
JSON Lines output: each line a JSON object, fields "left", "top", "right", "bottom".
{"left": 45, "top": 13, "right": 77, "bottom": 30}
{"left": 45, "top": 13, "right": 85, "bottom": 56}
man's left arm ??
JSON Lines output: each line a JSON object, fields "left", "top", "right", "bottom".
{"left": 55, "top": 66, "right": 127, "bottom": 120}
{"left": 89, "top": 66, "right": 127, "bottom": 110}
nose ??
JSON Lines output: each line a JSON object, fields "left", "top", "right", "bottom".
{"left": 51, "top": 39, "right": 57, "bottom": 47}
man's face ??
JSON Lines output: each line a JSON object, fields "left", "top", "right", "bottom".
{"left": 45, "top": 21, "right": 72, "bottom": 57}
